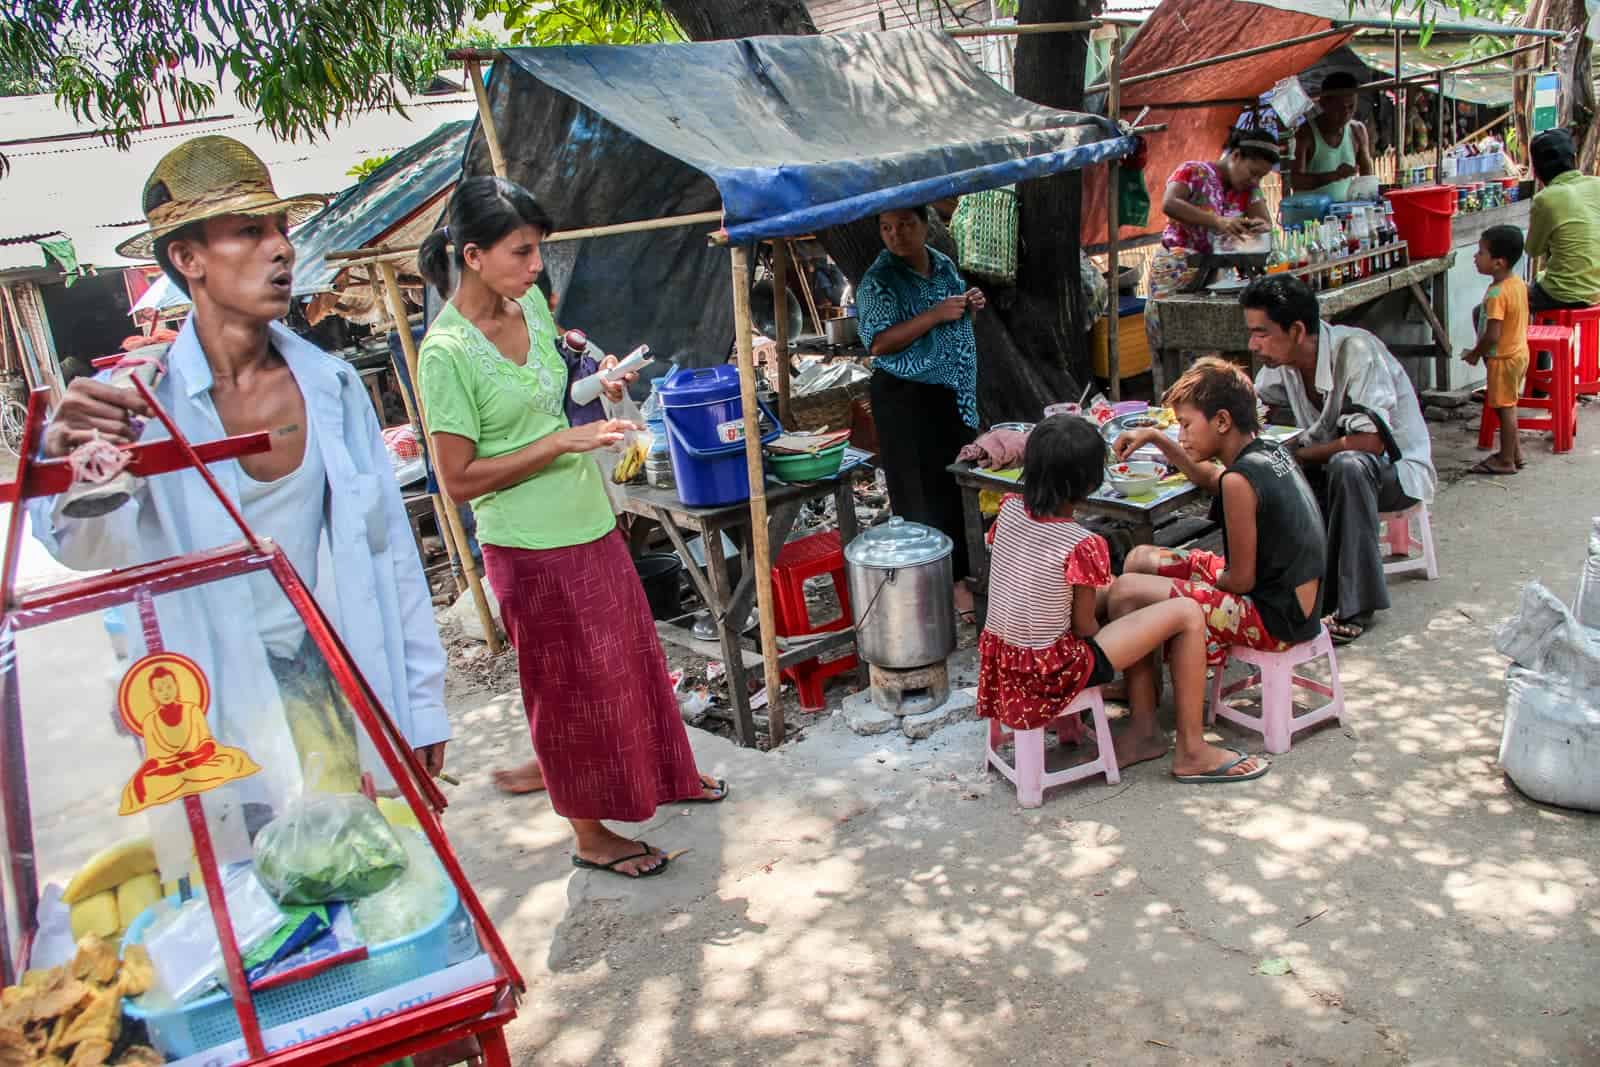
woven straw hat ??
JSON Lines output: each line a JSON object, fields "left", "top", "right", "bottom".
{"left": 116, "top": 135, "right": 327, "bottom": 260}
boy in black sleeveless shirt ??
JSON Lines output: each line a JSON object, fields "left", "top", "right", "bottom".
{"left": 1108, "top": 358, "right": 1325, "bottom": 781}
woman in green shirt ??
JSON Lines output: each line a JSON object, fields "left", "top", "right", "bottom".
{"left": 418, "top": 177, "right": 726, "bottom": 880}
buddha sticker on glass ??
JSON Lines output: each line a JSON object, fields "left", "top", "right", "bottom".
{"left": 117, "top": 652, "right": 261, "bottom": 815}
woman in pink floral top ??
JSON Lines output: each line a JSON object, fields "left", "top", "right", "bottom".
{"left": 1159, "top": 126, "right": 1280, "bottom": 254}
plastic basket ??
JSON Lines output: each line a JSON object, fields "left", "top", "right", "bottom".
{"left": 1384, "top": 185, "right": 1456, "bottom": 259}
{"left": 950, "top": 186, "right": 1019, "bottom": 285}
{"left": 121, "top": 856, "right": 460, "bottom": 1059}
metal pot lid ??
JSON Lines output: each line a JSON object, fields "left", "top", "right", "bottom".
{"left": 844, "top": 516, "right": 952, "bottom": 569}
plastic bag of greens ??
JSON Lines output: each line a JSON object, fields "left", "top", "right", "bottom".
{"left": 253, "top": 788, "right": 408, "bottom": 905}
{"left": 351, "top": 831, "right": 453, "bottom": 945}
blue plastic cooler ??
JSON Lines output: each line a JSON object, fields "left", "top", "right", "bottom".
{"left": 657, "top": 366, "right": 780, "bottom": 507}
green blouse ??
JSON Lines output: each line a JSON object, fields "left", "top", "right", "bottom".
{"left": 418, "top": 288, "right": 614, "bottom": 551}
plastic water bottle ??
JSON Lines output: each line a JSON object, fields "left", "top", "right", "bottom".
{"left": 1575, "top": 517, "right": 1600, "bottom": 630}
{"left": 445, "top": 903, "right": 480, "bottom": 965}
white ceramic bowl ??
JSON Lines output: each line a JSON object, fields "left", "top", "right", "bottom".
{"left": 1105, "top": 460, "right": 1163, "bottom": 495}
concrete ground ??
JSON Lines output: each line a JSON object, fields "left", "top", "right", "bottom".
{"left": 438, "top": 413, "right": 1600, "bottom": 1066}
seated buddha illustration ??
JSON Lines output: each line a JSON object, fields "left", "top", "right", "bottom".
{"left": 118, "top": 652, "right": 261, "bottom": 816}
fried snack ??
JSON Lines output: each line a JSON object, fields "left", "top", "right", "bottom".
{"left": 28, "top": 980, "right": 90, "bottom": 1023}
{"left": 57, "top": 989, "right": 119, "bottom": 1050}
{"left": 70, "top": 936, "right": 120, "bottom": 987}
{"left": 116, "top": 947, "right": 154, "bottom": 999}
{"left": 67, "top": 1038, "right": 113, "bottom": 1067}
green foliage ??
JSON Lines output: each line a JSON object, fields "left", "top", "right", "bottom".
{"left": 485, "top": 0, "right": 680, "bottom": 44}
{"left": 391, "top": 25, "right": 505, "bottom": 94}
{"left": 2, "top": 0, "right": 472, "bottom": 149}
{"left": 347, "top": 153, "right": 394, "bottom": 179}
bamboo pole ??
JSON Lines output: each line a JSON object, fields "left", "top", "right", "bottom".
{"left": 464, "top": 59, "right": 508, "bottom": 180}
{"left": 1394, "top": 30, "right": 1407, "bottom": 161}
{"left": 947, "top": 19, "right": 1100, "bottom": 37}
{"left": 770, "top": 240, "right": 793, "bottom": 428}
{"left": 377, "top": 262, "right": 503, "bottom": 655}
{"left": 730, "top": 246, "right": 783, "bottom": 746}
{"left": 326, "top": 210, "right": 726, "bottom": 272}
{"left": 1434, "top": 75, "right": 1446, "bottom": 178}
{"left": 1103, "top": 27, "right": 1123, "bottom": 402}
{"left": 381, "top": 307, "right": 466, "bottom": 596}
{"left": 1088, "top": 26, "right": 1349, "bottom": 92}
{"left": 788, "top": 239, "right": 826, "bottom": 339}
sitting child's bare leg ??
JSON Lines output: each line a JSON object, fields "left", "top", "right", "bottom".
{"left": 1122, "top": 544, "right": 1169, "bottom": 575}
{"left": 1095, "top": 596, "right": 1265, "bottom": 780}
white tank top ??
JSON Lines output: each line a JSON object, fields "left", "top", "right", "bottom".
{"left": 238, "top": 417, "right": 329, "bottom": 657}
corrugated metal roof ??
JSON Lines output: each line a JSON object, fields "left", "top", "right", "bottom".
{"left": 290, "top": 119, "right": 470, "bottom": 296}
{"left": 0, "top": 84, "right": 477, "bottom": 274}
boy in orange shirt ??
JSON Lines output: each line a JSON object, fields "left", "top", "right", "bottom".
{"left": 1465, "top": 225, "right": 1529, "bottom": 475}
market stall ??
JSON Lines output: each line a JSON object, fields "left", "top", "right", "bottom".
{"left": 1082, "top": 0, "right": 1562, "bottom": 393}
{"left": 331, "top": 28, "right": 1139, "bottom": 745}
{"left": 0, "top": 390, "right": 522, "bottom": 1065}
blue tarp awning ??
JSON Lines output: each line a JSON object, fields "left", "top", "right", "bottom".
{"left": 292, "top": 119, "right": 472, "bottom": 296}
{"left": 498, "top": 31, "right": 1133, "bottom": 243}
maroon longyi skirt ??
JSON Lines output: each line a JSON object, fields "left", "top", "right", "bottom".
{"left": 482, "top": 531, "right": 702, "bottom": 822}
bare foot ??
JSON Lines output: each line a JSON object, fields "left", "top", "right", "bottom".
{"left": 493, "top": 761, "right": 545, "bottom": 795}
{"left": 575, "top": 829, "right": 668, "bottom": 877}
{"left": 1112, "top": 724, "right": 1170, "bottom": 769}
{"left": 1171, "top": 742, "right": 1264, "bottom": 779}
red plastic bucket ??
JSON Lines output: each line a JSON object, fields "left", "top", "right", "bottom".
{"left": 1384, "top": 185, "right": 1456, "bottom": 259}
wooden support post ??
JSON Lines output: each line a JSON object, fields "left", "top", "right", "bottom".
{"left": 383, "top": 308, "right": 466, "bottom": 595}
{"left": 1394, "top": 31, "right": 1406, "bottom": 164}
{"left": 1434, "top": 76, "right": 1446, "bottom": 178}
{"left": 378, "top": 262, "right": 503, "bottom": 655}
{"left": 464, "top": 59, "right": 508, "bottom": 180}
{"left": 730, "top": 246, "right": 784, "bottom": 746}
{"left": 1103, "top": 28, "right": 1123, "bottom": 401}
{"left": 770, "top": 240, "right": 793, "bottom": 428}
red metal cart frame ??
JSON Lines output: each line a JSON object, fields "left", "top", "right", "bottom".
{"left": 0, "top": 384, "right": 523, "bottom": 1065}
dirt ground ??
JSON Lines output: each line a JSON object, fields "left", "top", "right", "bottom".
{"left": 432, "top": 408, "right": 1599, "bottom": 1065}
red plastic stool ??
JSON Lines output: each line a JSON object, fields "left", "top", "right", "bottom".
{"left": 771, "top": 530, "right": 857, "bottom": 710}
{"left": 1478, "top": 324, "right": 1577, "bottom": 454}
{"left": 1533, "top": 305, "right": 1600, "bottom": 396}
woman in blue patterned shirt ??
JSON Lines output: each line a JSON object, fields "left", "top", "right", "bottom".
{"left": 856, "top": 205, "right": 987, "bottom": 619}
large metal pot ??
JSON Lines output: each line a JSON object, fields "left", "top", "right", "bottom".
{"left": 824, "top": 312, "right": 859, "bottom": 348}
{"left": 844, "top": 517, "right": 957, "bottom": 669}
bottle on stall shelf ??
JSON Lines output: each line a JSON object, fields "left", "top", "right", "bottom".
{"left": 1305, "top": 226, "right": 1323, "bottom": 291}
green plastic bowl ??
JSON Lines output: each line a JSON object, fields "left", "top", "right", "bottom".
{"left": 767, "top": 442, "right": 847, "bottom": 483}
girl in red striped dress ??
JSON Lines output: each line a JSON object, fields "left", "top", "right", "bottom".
{"left": 978, "top": 416, "right": 1266, "bottom": 782}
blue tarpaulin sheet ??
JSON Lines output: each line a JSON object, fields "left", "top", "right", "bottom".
{"left": 499, "top": 31, "right": 1133, "bottom": 243}
{"left": 292, "top": 119, "right": 471, "bottom": 296}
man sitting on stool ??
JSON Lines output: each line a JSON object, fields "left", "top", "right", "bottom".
{"left": 1526, "top": 128, "right": 1600, "bottom": 314}
{"left": 1240, "top": 275, "right": 1437, "bottom": 646}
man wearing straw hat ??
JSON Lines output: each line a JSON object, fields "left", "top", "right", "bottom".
{"left": 28, "top": 135, "right": 451, "bottom": 798}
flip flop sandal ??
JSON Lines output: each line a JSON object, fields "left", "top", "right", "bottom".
{"left": 1173, "top": 747, "right": 1270, "bottom": 784}
{"left": 1468, "top": 458, "right": 1517, "bottom": 476}
{"left": 1324, "top": 616, "right": 1365, "bottom": 645}
{"left": 682, "top": 776, "right": 730, "bottom": 804}
{"left": 572, "top": 843, "right": 671, "bottom": 878}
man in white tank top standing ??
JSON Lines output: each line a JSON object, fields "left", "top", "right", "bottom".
{"left": 1291, "top": 71, "right": 1375, "bottom": 203}
{"left": 31, "top": 137, "right": 451, "bottom": 801}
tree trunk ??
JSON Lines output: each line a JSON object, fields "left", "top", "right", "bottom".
{"left": 659, "top": 0, "right": 1090, "bottom": 423}
{"left": 1009, "top": 0, "right": 1093, "bottom": 386}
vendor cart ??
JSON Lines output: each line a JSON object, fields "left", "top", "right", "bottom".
{"left": 0, "top": 385, "right": 522, "bottom": 1066}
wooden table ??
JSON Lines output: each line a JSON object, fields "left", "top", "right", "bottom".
{"left": 950, "top": 464, "right": 1200, "bottom": 630}
{"left": 1149, "top": 254, "right": 1456, "bottom": 392}
{"left": 950, "top": 426, "right": 1302, "bottom": 628}
{"left": 616, "top": 477, "right": 861, "bottom": 746}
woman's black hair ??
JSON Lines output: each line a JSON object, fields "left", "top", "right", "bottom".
{"left": 417, "top": 176, "right": 555, "bottom": 298}
{"left": 1022, "top": 415, "right": 1107, "bottom": 517}
{"left": 1225, "top": 119, "right": 1282, "bottom": 166}
{"left": 878, "top": 204, "right": 933, "bottom": 224}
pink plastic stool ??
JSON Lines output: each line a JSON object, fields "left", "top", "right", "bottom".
{"left": 1206, "top": 627, "right": 1344, "bottom": 754}
{"left": 984, "top": 687, "right": 1120, "bottom": 808}
{"left": 1380, "top": 503, "right": 1438, "bottom": 581}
